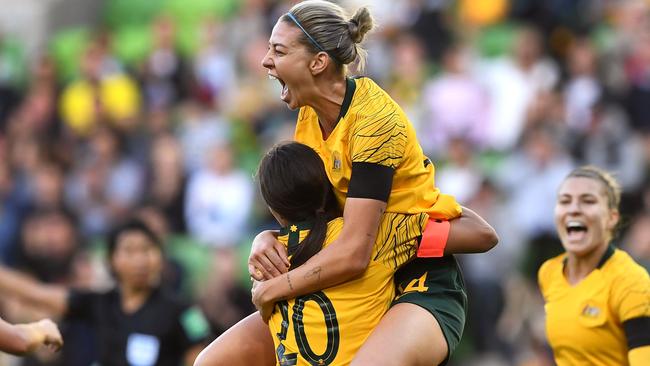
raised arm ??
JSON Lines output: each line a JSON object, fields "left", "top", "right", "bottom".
{"left": 252, "top": 198, "right": 385, "bottom": 320}
{"left": 444, "top": 206, "right": 498, "bottom": 255}
{"left": 0, "top": 317, "right": 63, "bottom": 355}
{"left": 0, "top": 265, "right": 69, "bottom": 317}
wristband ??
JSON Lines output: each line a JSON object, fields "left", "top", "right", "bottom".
{"left": 416, "top": 218, "right": 450, "bottom": 258}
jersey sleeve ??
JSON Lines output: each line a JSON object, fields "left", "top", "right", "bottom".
{"left": 629, "top": 345, "right": 650, "bottom": 366}
{"left": 612, "top": 266, "right": 650, "bottom": 352}
{"left": 349, "top": 112, "right": 406, "bottom": 169}
{"left": 176, "top": 304, "right": 210, "bottom": 349}
{"left": 346, "top": 112, "right": 406, "bottom": 202}
{"left": 427, "top": 192, "right": 462, "bottom": 220}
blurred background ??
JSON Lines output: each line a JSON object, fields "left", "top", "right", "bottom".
{"left": 0, "top": 0, "right": 649, "bottom": 365}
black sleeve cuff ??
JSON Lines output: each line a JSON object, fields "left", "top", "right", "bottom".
{"left": 347, "top": 162, "right": 394, "bottom": 202}
{"left": 623, "top": 316, "right": 650, "bottom": 349}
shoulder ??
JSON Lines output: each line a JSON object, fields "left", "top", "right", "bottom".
{"left": 606, "top": 249, "right": 650, "bottom": 319}
{"left": 349, "top": 77, "right": 402, "bottom": 118}
{"left": 538, "top": 254, "right": 565, "bottom": 292}
{"left": 605, "top": 249, "right": 650, "bottom": 283}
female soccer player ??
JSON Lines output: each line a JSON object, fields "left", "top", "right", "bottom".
{"left": 257, "top": 141, "right": 435, "bottom": 365}
{"left": 195, "top": 1, "right": 497, "bottom": 365}
{"left": 0, "top": 317, "right": 63, "bottom": 355}
{"left": 538, "top": 166, "right": 650, "bottom": 365}
{"left": 0, "top": 219, "right": 209, "bottom": 366}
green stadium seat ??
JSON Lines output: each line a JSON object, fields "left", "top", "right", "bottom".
{"left": 476, "top": 22, "right": 518, "bottom": 58}
{"left": 112, "top": 25, "right": 153, "bottom": 66}
{"left": 104, "top": 0, "right": 164, "bottom": 29}
{"left": 49, "top": 27, "right": 90, "bottom": 82}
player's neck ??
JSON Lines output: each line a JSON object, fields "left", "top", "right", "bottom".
{"left": 310, "top": 77, "right": 346, "bottom": 136}
{"left": 564, "top": 243, "right": 609, "bottom": 285}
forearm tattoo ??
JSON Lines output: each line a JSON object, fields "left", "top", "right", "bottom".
{"left": 305, "top": 266, "right": 322, "bottom": 282}
{"left": 286, "top": 273, "right": 294, "bottom": 291}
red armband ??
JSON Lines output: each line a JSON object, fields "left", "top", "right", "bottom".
{"left": 416, "top": 219, "right": 450, "bottom": 258}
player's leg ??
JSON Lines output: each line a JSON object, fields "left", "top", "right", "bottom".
{"left": 352, "top": 302, "right": 448, "bottom": 366}
{"left": 352, "top": 256, "right": 467, "bottom": 366}
{"left": 193, "top": 312, "right": 276, "bottom": 366}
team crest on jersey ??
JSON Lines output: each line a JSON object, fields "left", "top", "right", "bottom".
{"left": 332, "top": 151, "right": 342, "bottom": 171}
{"left": 582, "top": 304, "right": 601, "bottom": 318}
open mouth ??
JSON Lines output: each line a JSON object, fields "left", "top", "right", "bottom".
{"left": 269, "top": 74, "right": 289, "bottom": 100}
{"left": 566, "top": 220, "right": 587, "bottom": 241}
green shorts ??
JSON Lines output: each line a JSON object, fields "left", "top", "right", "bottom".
{"left": 391, "top": 255, "right": 467, "bottom": 365}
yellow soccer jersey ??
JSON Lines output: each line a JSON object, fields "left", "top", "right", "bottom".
{"left": 269, "top": 212, "right": 428, "bottom": 366}
{"left": 294, "top": 77, "right": 461, "bottom": 220}
{"left": 538, "top": 246, "right": 650, "bottom": 366}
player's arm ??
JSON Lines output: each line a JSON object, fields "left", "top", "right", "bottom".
{"left": 0, "top": 317, "right": 63, "bottom": 355}
{"left": 253, "top": 197, "right": 384, "bottom": 319}
{"left": 252, "top": 162, "right": 389, "bottom": 319}
{"left": 0, "top": 265, "right": 69, "bottom": 317}
{"left": 625, "top": 318, "right": 650, "bottom": 366}
{"left": 615, "top": 269, "right": 650, "bottom": 366}
{"left": 444, "top": 206, "right": 498, "bottom": 255}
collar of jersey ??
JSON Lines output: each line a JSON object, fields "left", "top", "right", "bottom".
{"left": 280, "top": 220, "right": 314, "bottom": 256}
{"left": 335, "top": 77, "right": 357, "bottom": 124}
{"left": 562, "top": 242, "right": 616, "bottom": 270}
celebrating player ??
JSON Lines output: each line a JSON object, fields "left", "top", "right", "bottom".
{"left": 538, "top": 166, "right": 650, "bottom": 365}
{"left": 195, "top": 1, "right": 497, "bottom": 365}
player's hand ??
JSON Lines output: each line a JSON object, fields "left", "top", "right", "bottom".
{"left": 251, "top": 280, "right": 275, "bottom": 322}
{"left": 249, "top": 230, "right": 290, "bottom": 281}
{"left": 37, "top": 319, "right": 63, "bottom": 351}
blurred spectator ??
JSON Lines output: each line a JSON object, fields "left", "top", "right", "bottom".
{"left": 494, "top": 125, "right": 573, "bottom": 279}
{"left": 624, "top": 27, "right": 650, "bottom": 133}
{"left": 420, "top": 42, "right": 489, "bottom": 156}
{"left": 572, "top": 99, "right": 645, "bottom": 193}
{"left": 193, "top": 18, "right": 237, "bottom": 109}
{"left": 460, "top": 179, "right": 525, "bottom": 365}
{"left": 185, "top": 142, "right": 253, "bottom": 248}
{"left": 198, "top": 248, "right": 255, "bottom": 337}
{"left": 0, "top": 157, "right": 30, "bottom": 264}
{"left": 140, "top": 15, "right": 190, "bottom": 110}
{"left": 564, "top": 37, "right": 602, "bottom": 133}
{"left": 386, "top": 33, "right": 428, "bottom": 119}
{"left": 479, "top": 25, "right": 559, "bottom": 151}
{"left": 623, "top": 211, "right": 650, "bottom": 272}
{"left": 177, "top": 101, "right": 230, "bottom": 174}
{"left": 436, "top": 137, "right": 484, "bottom": 204}
{"left": 59, "top": 41, "right": 140, "bottom": 137}
{"left": 65, "top": 126, "right": 143, "bottom": 237}
{"left": 146, "top": 133, "right": 188, "bottom": 234}
{"left": 14, "top": 208, "right": 80, "bottom": 286}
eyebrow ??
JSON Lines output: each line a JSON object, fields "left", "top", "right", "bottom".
{"left": 270, "top": 42, "right": 288, "bottom": 50}
{"left": 558, "top": 193, "right": 598, "bottom": 199}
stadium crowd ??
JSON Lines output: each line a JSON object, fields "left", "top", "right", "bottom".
{"left": 0, "top": 0, "right": 649, "bottom": 365}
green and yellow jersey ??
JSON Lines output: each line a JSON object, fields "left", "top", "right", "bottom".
{"left": 294, "top": 77, "right": 461, "bottom": 219}
{"left": 269, "top": 212, "right": 428, "bottom": 366}
{"left": 538, "top": 246, "right": 650, "bottom": 366}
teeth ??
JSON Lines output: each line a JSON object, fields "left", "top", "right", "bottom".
{"left": 566, "top": 221, "right": 587, "bottom": 232}
{"left": 268, "top": 75, "right": 278, "bottom": 80}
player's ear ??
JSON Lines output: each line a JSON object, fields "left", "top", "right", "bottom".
{"left": 309, "top": 52, "right": 329, "bottom": 76}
